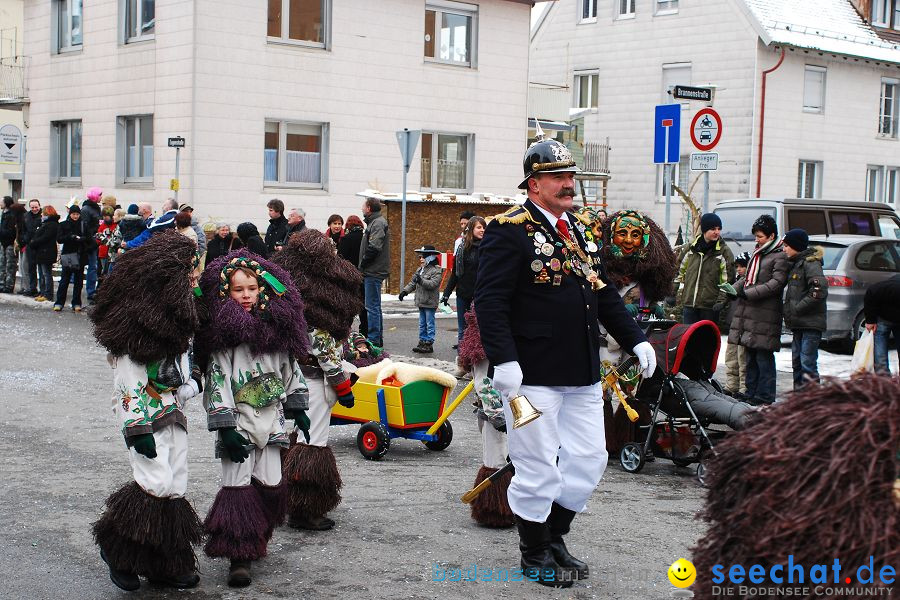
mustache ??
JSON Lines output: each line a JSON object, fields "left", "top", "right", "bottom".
{"left": 556, "top": 187, "right": 576, "bottom": 198}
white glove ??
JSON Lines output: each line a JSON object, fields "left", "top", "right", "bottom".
{"left": 632, "top": 341, "right": 656, "bottom": 379}
{"left": 492, "top": 361, "right": 523, "bottom": 401}
{"left": 175, "top": 379, "right": 201, "bottom": 403}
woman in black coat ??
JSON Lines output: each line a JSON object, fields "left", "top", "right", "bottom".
{"left": 337, "top": 215, "right": 366, "bottom": 335}
{"left": 54, "top": 205, "right": 87, "bottom": 311}
{"left": 205, "top": 223, "right": 244, "bottom": 268}
{"left": 29, "top": 206, "right": 60, "bottom": 302}
{"left": 441, "top": 216, "right": 485, "bottom": 345}
{"left": 236, "top": 222, "right": 269, "bottom": 259}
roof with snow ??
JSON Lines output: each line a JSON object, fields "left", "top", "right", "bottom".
{"left": 738, "top": 0, "right": 900, "bottom": 64}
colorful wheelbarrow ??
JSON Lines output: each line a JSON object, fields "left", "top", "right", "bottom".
{"left": 330, "top": 361, "right": 474, "bottom": 460}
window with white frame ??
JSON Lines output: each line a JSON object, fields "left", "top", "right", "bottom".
{"left": 581, "top": 0, "right": 597, "bottom": 21}
{"left": 117, "top": 115, "right": 153, "bottom": 183}
{"left": 662, "top": 62, "right": 691, "bottom": 103}
{"left": 50, "top": 120, "right": 82, "bottom": 184}
{"left": 803, "top": 65, "right": 826, "bottom": 113}
{"left": 421, "top": 132, "right": 472, "bottom": 191}
{"left": 123, "top": 0, "right": 154, "bottom": 43}
{"left": 424, "top": 1, "right": 478, "bottom": 67}
{"left": 879, "top": 77, "right": 898, "bottom": 138}
{"left": 264, "top": 120, "right": 328, "bottom": 188}
{"left": 867, "top": 165, "right": 900, "bottom": 205}
{"left": 655, "top": 0, "right": 679, "bottom": 15}
{"left": 870, "top": 0, "right": 900, "bottom": 29}
{"left": 617, "top": 0, "right": 636, "bottom": 18}
{"left": 574, "top": 72, "right": 599, "bottom": 108}
{"left": 267, "top": 0, "right": 329, "bottom": 48}
{"left": 53, "top": 0, "right": 82, "bottom": 53}
{"left": 797, "top": 160, "right": 822, "bottom": 198}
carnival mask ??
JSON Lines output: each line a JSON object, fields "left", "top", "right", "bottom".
{"left": 610, "top": 212, "right": 650, "bottom": 259}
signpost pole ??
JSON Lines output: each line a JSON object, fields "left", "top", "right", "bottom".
{"left": 703, "top": 170, "right": 709, "bottom": 213}
{"left": 664, "top": 126, "right": 671, "bottom": 234}
{"left": 20, "top": 134, "right": 26, "bottom": 201}
{"left": 400, "top": 135, "right": 408, "bottom": 290}
{"left": 174, "top": 146, "right": 181, "bottom": 203}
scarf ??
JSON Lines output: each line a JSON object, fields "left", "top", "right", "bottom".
{"left": 746, "top": 238, "right": 782, "bottom": 285}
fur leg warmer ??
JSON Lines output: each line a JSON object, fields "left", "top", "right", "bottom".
{"left": 469, "top": 465, "right": 515, "bottom": 528}
{"left": 204, "top": 485, "right": 269, "bottom": 561}
{"left": 92, "top": 481, "right": 203, "bottom": 579}
{"left": 252, "top": 478, "right": 287, "bottom": 540}
{"left": 283, "top": 444, "right": 342, "bottom": 520}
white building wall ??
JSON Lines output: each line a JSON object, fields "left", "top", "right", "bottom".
{"left": 529, "top": 0, "right": 760, "bottom": 228}
{"left": 0, "top": 0, "right": 25, "bottom": 198}
{"left": 755, "top": 43, "right": 900, "bottom": 202}
{"left": 24, "top": 0, "right": 530, "bottom": 229}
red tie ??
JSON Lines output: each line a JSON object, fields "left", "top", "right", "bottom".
{"left": 556, "top": 218, "right": 571, "bottom": 241}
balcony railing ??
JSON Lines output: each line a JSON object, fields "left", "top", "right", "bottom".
{"left": 581, "top": 139, "right": 610, "bottom": 175}
{"left": 0, "top": 56, "right": 27, "bottom": 106}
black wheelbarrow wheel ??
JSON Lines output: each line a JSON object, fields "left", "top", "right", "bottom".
{"left": 358, "top": 421, "right": 390, "bottom": 460}
{"left": 619, "top": 442, "right": 645, "bottom": 473}
{"left": 424, "top": 421, "right": 453, "bottom": 451}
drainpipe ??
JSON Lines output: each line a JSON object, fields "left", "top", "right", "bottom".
{"left": 756, "top": 47, "right": 785, "bottom": 198}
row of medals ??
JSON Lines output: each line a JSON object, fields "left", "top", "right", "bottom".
{"left": 526, "top": 223, "right": 604, "bottom": 290}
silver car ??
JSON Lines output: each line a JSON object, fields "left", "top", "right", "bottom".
{"left": 811, "top": 235, "right": 900, "bottom": 350}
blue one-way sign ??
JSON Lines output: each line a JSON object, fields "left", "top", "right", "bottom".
{"left": 653, "top": 104, "right": 681, "bottom": 164}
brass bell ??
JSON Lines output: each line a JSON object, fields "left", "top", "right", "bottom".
{"left": 509, "top": 395, "right": 542, "bottom": 429}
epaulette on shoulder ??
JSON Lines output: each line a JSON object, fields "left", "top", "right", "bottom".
{"left": 492, "top": 206, "right": 538, "bottom": 226}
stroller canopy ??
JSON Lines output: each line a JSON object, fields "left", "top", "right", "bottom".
{"left": 647, "top": 320, "right": 721, "bottom": 379}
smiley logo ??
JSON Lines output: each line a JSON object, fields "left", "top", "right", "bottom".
{"left": 668, "top": 558, "right": 696, "bottom": 588}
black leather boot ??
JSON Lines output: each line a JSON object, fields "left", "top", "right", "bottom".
{"left": 547, "top": 502, "right": 589, "bottom": 580}
{"left": 100, "top": 549, "right": 141, "bottom": 592}
{"left": 514, "top": 516, "right": 573, "bottom": 588}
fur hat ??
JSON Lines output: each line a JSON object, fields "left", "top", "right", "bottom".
{"left": 271, "top": 229, "right": 363, "bottom": 341}
{"left": 600, "top": 210, "right": 675, "bottom": 304}
{"left": 751, "top": 214, "right": 778, "bottom": 237}
{"left": 783, "top": 228, "right": 809, "bottom": 251}
{"left": 89, "top": 230, "right": 200, "bottom": 363}
{"left": 195, "top": 250, "right": 309, "bottom": 360}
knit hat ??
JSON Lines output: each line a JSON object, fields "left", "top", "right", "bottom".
{"left": 735, "top": 251, "right": 751, "bottom": 267}
{"left": 700, "top": 213, "right": 722, "bottom": 233}
{"left": 783, "top": 228, "right": 809, "bottom": 252}
{"left": 68, "top": 204, "right": 81, "bottom": 214}
{"left": 127, "top": 203, "right": 139, "bottom": 215}
{"left": 751, "top": 214, "right": 778, "bottom": 237}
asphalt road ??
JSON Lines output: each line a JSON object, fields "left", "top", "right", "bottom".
{"left": 0, "top": 295, "right": 761, "bottom": 600}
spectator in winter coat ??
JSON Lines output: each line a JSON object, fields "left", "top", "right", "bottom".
{"left": 338, "top": 215, "right": 367, "bottom": 336}
{"left": 453, "top": 211, "right": 475, "bottom": 254}
{"left": 673, "top": 213, "right": 735, "bottom": 325}
{"left": 175, "top": 211, "right": 198, "bottom": 247}
{"left": 359, "top": 198, "right": 389, "bottom": 347}
{"left": 727, "top": 214, "right": 789, "bottom": 405}
{"left": 204, "top": 223, "right": 243, "bottom": 268}
{"left": 81, "top": 188, "right": 102, "bottom": 302}
{"left": 723, "top": 253, "right": 749, "bottom": 397}
{"left": 265, "top": 199, "right": 289, "bottom": 253}
{"left": 31, "top": 206, "right": 60, "bottom": 301}
{"left": 324, "top": 214, "right": 343, "bottom": 247}
{"left": 236, "top": 222, "right": 269, "bottom": 258}
{"left": 177, "top": 204, "right": 207, "bottom": 255}
{"left": 0, "top": 196, "right": 23, "bottom": 293}
{"left": 125, "top": 198, "right": 178, "bottom": 249}
{"left": 864, "top": 274, "right": 900, "bottom": 374}
{"left": 782, "top": 229, "right": 828, "bottom": 389}
{"left": 54, "top": 204, "right": 88, "bottom": 312}
{"left": 442, "top": 216, "right": 485, "bottom": 344}
{"left": 398, "top": 245, "right": 443, "bottom": 354}
{"left": 19, "top": 198, "right": 42, "bottom": 296}
{"left": 96, "top": 207, "right": 118, "bottom": 278}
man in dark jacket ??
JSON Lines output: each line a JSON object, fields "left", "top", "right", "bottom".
{"left": 0, "top": 196, "right": 22, "bottom": 292}
{"left": 19, "top": 198, "right": 42, "bottom": 296}
{"left": 81, "top": 192, "right": 102, "bottom": 301}
{"left": 264, "top": 199, "right": 289, "bottom": 254}
{"left": 338, "top": 215, "right": 367, "bottom": 336}
{"left": 475, "top": 138, "right": 652, "bottom": 588}
{"left": 673, "top": 213, "right": 735, "bottom": 324}
{"left": 125, "top": 199, "right": 178, "bottom": 249}
{"left": 864, "top": 274, "right": 900, "bottom": 374}
{"left": 280, "top": 207, "right": 307, "bottom": 248}
{"left": 359, "top": 198, "right": 389, "bottom": 347}
{"left": 782, "top": 229, "right": 827, "bottom": 389}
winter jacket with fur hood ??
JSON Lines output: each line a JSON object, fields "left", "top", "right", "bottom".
{"left": 783, "top": 246, "right": 828, "bottom": 332}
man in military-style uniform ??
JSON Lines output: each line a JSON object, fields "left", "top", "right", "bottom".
{"left": 474, "top": 136, "right": 656, "bottom": 588}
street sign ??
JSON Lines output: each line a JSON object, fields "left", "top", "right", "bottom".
{"left": 653, "top": 104, "right": 681, "bottom": 164}
{"left": 395, "top": 129, "right": 421, "bottom": 173}
{"left": 690, "top": 152, "right": 719, "bottom": 171}
{"left": 690, "top": 108, "right": 722, "bottom": 151}
{"left": 0, "top": 124, "right": 23, "bottom": 164}
{"left": 168, "top": 136, "right": 186, "bottom": 148}
{"left": 673, "top": 85, "right": 712, "bottom": 102}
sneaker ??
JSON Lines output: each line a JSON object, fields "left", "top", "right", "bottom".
{"left": 53, "top": 305, "right": 62, "bottom": 312}
{"left": 34, "top": 295, "right": 47, "bottom": 302}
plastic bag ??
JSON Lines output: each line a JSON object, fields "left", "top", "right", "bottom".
{"left": 850, "top": 330, "right": 874, "bottom": 373}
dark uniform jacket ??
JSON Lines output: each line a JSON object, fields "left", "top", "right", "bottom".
{"left": 475, "top": 200, "right": 646, "bottom": 387}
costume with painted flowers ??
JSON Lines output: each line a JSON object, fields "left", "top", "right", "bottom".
{"left": 195, "top": 250, "right": 309, "bottom": 587}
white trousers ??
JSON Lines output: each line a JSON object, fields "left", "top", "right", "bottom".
{"left": 128, "top": 424, "right": 188, "bottom": 499}
{"left": 478, "top": 419, "right": 508, "bottom": 469}
{"left": 503, "top": 382, "right": 607, "bottom": 522}
{"left": 220, "top": 445, "right": 282, "bottom": 487}
{"left": 305, "top": 376, "right": 337, "bottom": 447}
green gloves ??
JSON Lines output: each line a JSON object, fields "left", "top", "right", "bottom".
{"left": 219, "top": 427, "right": 250, "bottom": 463}
{"left": 652, "top": 304, "right": 666, "bottom": 318}
{"left": 624, "top": 304, "right": 639, "bottom": 317}
{"left": 295, "top": 411, "right": 311, "bottom": 444}
{"left": 131, "top": 433, "right": 157, "bottom": 459}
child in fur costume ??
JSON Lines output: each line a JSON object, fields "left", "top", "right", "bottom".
{"left": 89, "top": 230, "right": 205, "bottom": 592}
{"left": 271, "top": 230, "right": 363, "bottom": 531}
{"left": 196, "top": 250, "right": 310, "bottom": 587}
{"left": 458, "top": 304, "right": 514, "bottom": 528}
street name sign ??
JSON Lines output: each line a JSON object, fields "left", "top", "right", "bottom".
{"left": 168, "top": 136, "right": 186, "bottom": 148}
{"left": 690, "top": 152, "right": 719, "bottom": 171}
{"left": 673, "top": 85, "right": 712, "bottom": 102}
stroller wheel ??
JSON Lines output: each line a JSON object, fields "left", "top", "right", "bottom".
{"left": 619, "top": 443, "right": 645, "bottom": 473}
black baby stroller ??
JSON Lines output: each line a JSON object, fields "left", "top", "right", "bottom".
{"left": 617, "top": 319, "right": 757, "bottom": 484}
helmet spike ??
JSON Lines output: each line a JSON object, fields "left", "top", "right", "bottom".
{"left": 533, "top": 118, "right": 546, "bottom": 142}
